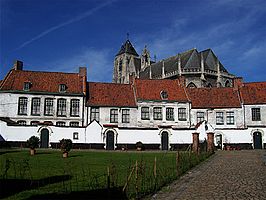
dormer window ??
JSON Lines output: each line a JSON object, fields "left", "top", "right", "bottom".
{"left": 59, "top": 84, "right": 67, "bottom": 93}
{"left": 160, "top": 90, "right": 168, "bottom": 100}
{"left": 24, "top": 82, "right": 31, "bottom": 91}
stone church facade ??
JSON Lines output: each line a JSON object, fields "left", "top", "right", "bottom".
{"left": 113, "top": 39, "right": 235, "bottom": 88}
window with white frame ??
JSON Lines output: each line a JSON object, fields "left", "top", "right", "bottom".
{"left": 17, "top": 120, "right": 26, "bottom": 125}
{"left": 153, "top": 107, "right": 162, "bottom": 120}
{"left": 44, "top": 98, "right": 54, "bottom": 116}
{"left": 31, "top": 98, "right": 41, "bottom": 115}
{"left": 122, "top": 109, "right": 130, "bottom": 123}
{"left": 216, "top": 112, "right": 224, "bottom": 125}
{"left": 73, "top": 132, "right": 79, "bottom": 140}
{"left": 57, "top": 99, "right": 67, "bottom": 116}
{"left": 110, "top": 109, "right": 118, "bottom": 123}
{"left": 141, "top": 107, "right": 150, "bottom": 120}
{"left": 70, "top": 99, "right": 80, "bottom": 116}
{"left": 90, "top": 107, "right": 99, "bottom": 122}
{"left": 56, "top": 121, "right": 66, "bottom": 127}
{"left": 59, "top": 84, "right": 67, "bottom": 92}
{"left": 178, "top": 108, "right": 186, "bottom": 121}
{"left": 18, "top": 97, "right": 28, "bottom": 115}
{"left": 197, "top": 112, "right": 204, "bottom": 123}
{"left": 70, "top": 122, "right": 79, "bottom": 127}
{"left": 166, "top": 107, "right": 174, "bottom": 121}
{"left": 251, "top": 108, "right": 261, "bottom": 121}
{"left": 226, "top": 112, "right": 234, "bottom": 125}
{"left": 23, "top": 82, "right": 31, "bottom": 91}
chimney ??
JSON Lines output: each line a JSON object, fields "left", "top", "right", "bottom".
{"left": 79, "top": 67, "right": 87, "bottom": 95}
{"left": 233, "top": 77, "right": 243, "bottom": 90}
{"left": 79, "top": 67, "right": 87, "bottom": 77}
{"left": 13, "top": 60, "right": 23, "bottom": 70}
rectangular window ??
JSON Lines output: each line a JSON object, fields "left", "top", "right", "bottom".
{"left": 31, "top": 98, "right": 41, "bottom": 115}
{"left": 70, "top": 99, "right": 80, "bottom": 116}
{"left": 153, "top": 107, "right": 162, "bottom": 120}
{"left": 30, "top": 121, "right": 39, "bottom": 126}
{"left": 252, "top": 108, "right": 261, "bottom": 121}
{"left": 166, "top": 107, "right": 174, "bottom": 121}
{"left": 226, "top": 112, "right": 235, "bottom": 125}
{"left": 57, "top": 99, "right": 67, "bottom": 116}
{"left": 44, "top": 98, "right": 54, "bottom": 116}
{"left": 23, "top": 82, "right": 30, "bottom": 91}
{"left": 178, "top": 108, "right": 186, "bottom": 121}
{"left": 110, "top": 109, "right": 118, "bottom": 123}
{"left": 197, "top": 112, "right": 205, "bottom": 123}
{"left": 59, "top": 84, "right": 67, "bottom": 92}
{"left": 73, "top": 132, "right": 79, "bottom": 140}
{"left": 216, "top": 112, "right": 224, "bottom": 125}
{"left": 56, "top": 121, "right": 66, "bottom": 127}
{"left": 141, "top": 107, "right": 150, "bottom": 120}
{"left": 90, "top": 107, "right": 100, "bottom": 122}
{"left": 70, "top": 122, "right": 79, "bottom": 127}
{"left": 17, "top": 120, "right": 26, "bottom": 125}
{"left": 122, "top": 109, "right": 130, "bottom": 123}
{"left": 18, "top": 97, "right": 28, "bottom": 115}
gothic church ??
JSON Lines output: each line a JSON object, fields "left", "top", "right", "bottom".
{"left": 113, "top": 39, "right": 235, "bottom": 88}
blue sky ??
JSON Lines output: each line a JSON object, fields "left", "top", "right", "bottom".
{"left": 1, "top": 0, "right": 266, "bottom": 82}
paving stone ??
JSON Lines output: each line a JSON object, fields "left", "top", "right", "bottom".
{"left": 151, "top": 150, "right": 266, "bottom": 200}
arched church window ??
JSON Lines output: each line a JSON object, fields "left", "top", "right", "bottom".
{"left": 225, "top": 80, "right": 231, "bottom": 87}
{"left": 119, "top": 60, "right": 122, "bottom": 72}
{"left": 187, "top": 82, "right": 197, "bottom": 88}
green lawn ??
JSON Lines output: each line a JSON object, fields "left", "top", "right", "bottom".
{"left": 0, "top": 149, "right": 211, "bottom": 199}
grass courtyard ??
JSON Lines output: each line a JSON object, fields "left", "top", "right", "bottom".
{"left": 0, "top": 148, "right": 211, "bottom": 199}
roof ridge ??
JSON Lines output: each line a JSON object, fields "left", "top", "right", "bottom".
{"left": 16, "top": 70, "right": 78, "bottom": 75}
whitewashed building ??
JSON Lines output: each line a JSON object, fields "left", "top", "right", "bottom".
{"left": 0, "top": 60, "right": 265, "bottom": 150}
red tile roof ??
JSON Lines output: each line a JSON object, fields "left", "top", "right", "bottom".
{"left": 134, "top": 79, "right": 189, "bottom": 102}
{"left": 0, "top": 69, "right": 84, "bottom": 94}
{"left": 87, "top": 82, "right": 136, "bottom": 107}
{"left": 187, "top": 87, "right": 242, "bottom": 108}
{"left": 240, "top": 82, "right": 266, "bottom": 104}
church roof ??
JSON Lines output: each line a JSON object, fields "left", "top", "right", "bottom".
{"left": 134, "top": 79, "right": 189, "bottom": 102}
{"left": 139, "top": 48, "right": 229, "bottom": 79}
{"left": 239, "top": 82, "right": 266, "bottom": 104}
{"left": 116, "top": 40, "right": 139, "bottom": 57}
{"left": 0, "top": 69, "right": 85, "bottom": 94}
{"left": 187, "top": 87, "right": 242, "bottom": 108}
{"left": 87, "top": 82, "right": 136, "bottom": 107}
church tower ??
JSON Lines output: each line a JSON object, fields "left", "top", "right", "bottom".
{"left": 113, "top": 39, "right": 139, "bottom": 84}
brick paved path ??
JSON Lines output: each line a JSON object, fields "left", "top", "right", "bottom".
{"left": 152, "top": 150, "right": 266, "bottom": 200}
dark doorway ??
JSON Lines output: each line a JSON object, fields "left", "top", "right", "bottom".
{"left": 161, "top": 131, "right": 169, "bottom": 150}
{"left": 216, "top": 134, "right": 222, "bottom": 150}
{"left": 106, "top": 131, "right": 115, "bottom": 150}
{"left": 40, "top": 128, "right": 49, "bottom": 148}
{"left": 253, "top": 132, "right": 262, "bottom": 149}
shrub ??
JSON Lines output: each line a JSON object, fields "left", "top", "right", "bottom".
{"left": 27, "top": 136, "right": 40, "bottom": 149}
{"left": 136, "top": 141, "right": 143, "bottom": 150}
{"left": 59, "top": 139, "right": 73, "bottom": 153}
